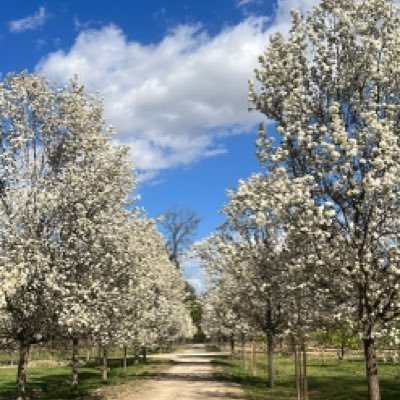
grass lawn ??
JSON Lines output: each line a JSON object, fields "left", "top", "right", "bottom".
{"left": 0, "top": 357, "right": 172, "bottom": 400}
{"left": 213, "top": 352, "right": 400, "bottom": 400}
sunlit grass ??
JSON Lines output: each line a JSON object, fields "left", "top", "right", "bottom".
{"left": 0, "top": 357, "right": 171, "bottom": 400}
{"left": 213, "top": 352, "right": 400, "bottom": 400}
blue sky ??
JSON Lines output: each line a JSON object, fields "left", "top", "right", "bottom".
{"left": 2, "top": 0, "right": 319, "bottom": 291}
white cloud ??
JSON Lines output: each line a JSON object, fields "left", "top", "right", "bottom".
{"left": 237, "top": 0, "right": 258, "bottom": 7}
{"left": 136, "top": 170, "right": 161, "bottom": 184}
{"left": 73, "top": 16, "right": 102, "bottom": 32}
{"left": 36, "top": 0, "right": 318, "bottom": 173}
{"left": 236, "top": 0, "right": 266, "bottom": 18}
{"left": 10, "top": 7, "right": 47, "bottom": 33}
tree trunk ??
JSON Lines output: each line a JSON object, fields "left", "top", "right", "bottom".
{"left": 142, "top": 347, "right": 147, "bottom": 363}
{"left": 230, "top": 335, "right": 235, "bottom": 357}
{"left": 71, "top": 337, "right": 79, "bottom": 387}
{"left": 241, "top": 336, "right": 246, "bottom": 369}
{"left": 123, "top": 346, "right": 127, "bottom": 371}
{"left": 86, "top": 348, "right": 91, "bottom": 363}
{"left": 363, "top": 338, "right": 381, "bottom": 400}
{"left": 251, "top": 340, "right": 257, "bottom": 376}
{"left": 16, "top": 342, "right": 30, "bottom": 400}
{"left": 134, "top": 348, "right": 139, "bottom": 364}
{"left": 302, "top": 340, "right": 308, "bottom": 400}
{"left": 267, "top": 332, "right": 275, "bottom": 388}
{"left": 294, "top": 341, "right": 301, "bottom": 400}
{"left": 299, "top": 343, "right": 303, "bottom": 400}
{"left": 102, "top": 347, "right": 109, "bottom": 381}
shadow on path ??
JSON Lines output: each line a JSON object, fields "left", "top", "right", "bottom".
{"left": 123, "top": 345, "right": 245, "bottom": 400}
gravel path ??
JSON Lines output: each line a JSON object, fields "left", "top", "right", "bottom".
{"left": 104, "top": 344, "right": 244, "bottom": 400}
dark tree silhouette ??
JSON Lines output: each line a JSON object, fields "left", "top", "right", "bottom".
{"left": 157, "top": 206, "right": 201, "bottom": 269}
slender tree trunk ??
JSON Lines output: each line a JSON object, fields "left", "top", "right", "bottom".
{"left": 230, "top": 335, "right": 235, "bottom": 357}
{"left": 134, "top": 348, "right": 139, "bottom": 364}
{"left": 302, "top": 340, "right": 308, "bottom": 400}
{"left": 49, "top": 337, "right": 55, "bottom": 360}
{"left": 16, "top": 342, "right": 30, "bottom": 400}
{"left": 279, "top": 336, "right": 284, "bottom": 352}
{"left": 294, "top": 341, "right": 301, "bottom": 400}
{"left": 299, "top": 342, "right": 303, "bottom": 400}
{"left": 252, "top": 340, "right": 257, "bottom": 376}
{"left": 123, "top": 346, "right": 127, "bottom": 371}
{"left": 142, "top": 347, "right": 147, "bottom": 363}
{"left": 363, "top": 338, "right": 381, "bottom": 400}
{"left": 102, "top": 347, "right": 109, "bottom": 381}
{"left": 71, "top": 337, "right": 79, "bottom": 388}
{"left": 241, "top": 336, "right": 246, "bottom": 369}
{"left": 86, "top": 347, "right": 91, "bottom": 363}
{"left": 267, "top": 332, "right": 275, "bottom": 388}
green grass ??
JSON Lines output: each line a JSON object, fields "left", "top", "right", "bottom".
{"left": 0, "top": 357, "right": 172, "bottom": 400}
{"left": 213, "top": 353, "right": 400, "bottom": 400}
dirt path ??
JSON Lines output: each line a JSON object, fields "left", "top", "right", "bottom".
{"left": 104, "top": 344, "right": 244, "bottom": 400}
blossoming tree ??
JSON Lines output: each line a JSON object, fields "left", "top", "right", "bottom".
{"left": 249, "top": 1, "right": 400, "bottom": 398}
{"left": 0, "top": 73, "right": 194, "bottom": 399}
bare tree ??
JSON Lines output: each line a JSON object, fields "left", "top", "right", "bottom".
{"left": 158, "top": 206, "right": 201, "bottom": 269}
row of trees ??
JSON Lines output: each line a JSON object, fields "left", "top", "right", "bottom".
{"left": 198, "top": 1, "right": 400, "bottom": 400}
{"left": 0, "top": 73, "right": 195, "bottom": 400}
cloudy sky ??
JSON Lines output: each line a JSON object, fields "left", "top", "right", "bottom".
{"left": 2, "top": 0, "right": 319, "bottom": 291}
